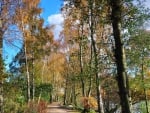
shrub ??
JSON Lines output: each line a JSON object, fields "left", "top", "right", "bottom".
{"left": 81, "top": 96, "right": 97, "bottom": 110}
{"left": 24, "top": 100, "right": 47, "bottom": 113}
{"left": 37, "top": 100, "right": 47, "bottom": 113}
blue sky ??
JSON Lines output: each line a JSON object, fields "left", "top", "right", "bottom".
{"left": 40, "top": 0, "right": 63, "bottom": 25}
{"left": 146, "top": 0, "right": 150, "bottom": 7}
{"left": 40, "top": 0, "right": 64, "bottom": 39}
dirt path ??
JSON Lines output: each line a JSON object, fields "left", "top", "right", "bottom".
{"left": 46, "top": 102, "right": 79, "bottom": 113}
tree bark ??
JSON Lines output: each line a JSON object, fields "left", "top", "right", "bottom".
{"left": 141, "top": 49, "right": 149, "bottom": 113}
{"left": 87, "top": 43, "right": 93, "bottom": 97}
{"left": 88, "top": 0, "right": 104, "bottom": 112}
{"left": 91, "top": 35, "right": 104, "bottom": 113}
{"left": 31, "top": 59, "right": 35, "bottom": 101}
{"left": 24, "top": 36, "right": 31, "bottom": 103}
{"left": 110, "top": 0, "right": 131, "bottom": 113}
{"left": 0, "top": 1, "right": 4, "bottom": 112}
{"left": 63, "top": 78, "right": 68, "bottom": 105}
{"left": 0, "top": 32, "right": 4, "bottom": 113}
{"left": 79, "top": 24, "right": 86, "bottom": 97}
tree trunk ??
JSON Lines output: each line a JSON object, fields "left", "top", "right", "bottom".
{"left": 31, "top": 29, "right": 35, "bottom": 101}
{"left": 110, "top": 0, "right": 131, "bottom": 113}
{"left": 0, "top": 1, "right": 4, "bottom": 112}
{"left": 63, "top": 78, "right": 68, "bottom": 105}
{"left": 0, "top": 37, "right": 4, "bottom": 113}
{"left": 72, "top": 79, "right": 77, "bottom": 105}
{"left": 91, "top": 35, "right": 104, "bottom": 113}
{"left": 31, "top": 67, "right": 35, "bottom": 101}
{"left": 24, "top": 40, "right": 31, "bottom": 103}
{"left": 141, "top": 49, "right": 149, "bottom": 113}
{"left": 87, "top": 73, "right": 92, "bottom": 97}
{"left": 20, "top": 1, "right": 31, "bottom": 102}
{"left": 88, "top": 0, "right": 104, "bottom": 112}
{"left": 87, "top": 44, "right": 93, "bottom": 97}
{"left": 79, "top": 24, "right": 86, "bottom": 97}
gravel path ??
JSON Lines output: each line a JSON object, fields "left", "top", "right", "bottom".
{"left": 46, "top": 102, "right": 79, "bottom": 113}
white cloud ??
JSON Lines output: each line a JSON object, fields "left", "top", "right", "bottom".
{"left": 47, "top": 14, "right": 64, "bottom": 39}
{"left": 48, "top": 14, "right": 64, "bottom": 25}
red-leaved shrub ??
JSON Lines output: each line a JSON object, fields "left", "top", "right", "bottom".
{"left": 37, "top": 100, "right": 47, "bottom": 113}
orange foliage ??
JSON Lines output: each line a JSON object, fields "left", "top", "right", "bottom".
{"left": 81, "top": 97, "right": 98, "bottom": 109}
